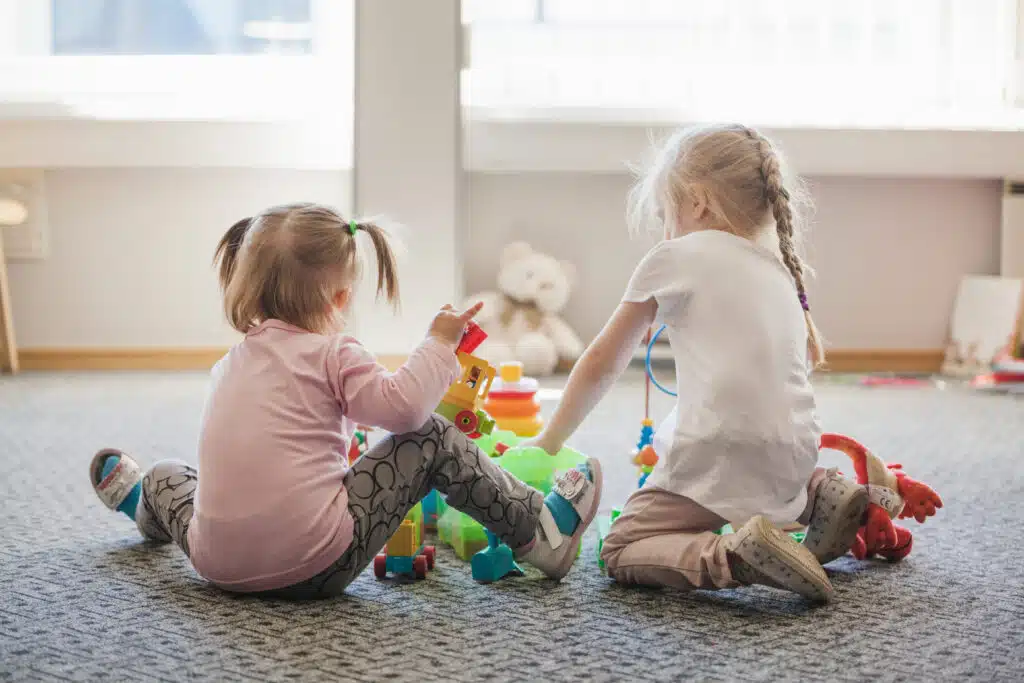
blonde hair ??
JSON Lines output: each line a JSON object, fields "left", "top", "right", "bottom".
{"left": 214, "top": 202, "right": 399, "bottom": 335}
{"left": 628, "top": 123, "right": 825, "bottom": 366}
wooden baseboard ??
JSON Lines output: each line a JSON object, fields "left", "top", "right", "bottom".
{"left": 818, "top": 349, "right": 945, "bottom": 374}
{"left": 17, "top": 348, "right": 411, "bottom": 372}
{"left": 16, "top": 347, "right": 944, "bottom": 374}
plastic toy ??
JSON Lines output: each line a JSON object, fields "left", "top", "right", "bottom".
{"left": 347, "top": 427, "right": 369, "bottom": 464}
{"left": 421, "top": 489, "right": 442, "bottom": 531}
{"left": 471, "top": 529, "right": 525, "bottom": 583}
{"left": 820, "top": 433, "right": 942, "bottom": 561}
{"left": 437, "top": 502, "right": 490, "bottom": 560}
{"left": 404, "top": 500, "right": 424, "bottom": 538}
{"left": 424, "top": 321, "right": 590, "bottom": 565}
{"left": 483, "top": 362, "right": 544, "bottom": 437}
{"left": 595, "top": 506, "right": 621, "bottom": 570}
{"left": 374, "top": 518, "right": 436, "bottom": 580}
{"left": 434, "top": 431, "right": 588, "bottom": 561}
{"left": 435, "top": 321, "right": 498, "bottom": 438}
{"left": 631, "top": 328, "right": 661, "bottom": 487}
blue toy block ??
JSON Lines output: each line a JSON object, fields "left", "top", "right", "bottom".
{"left": 422, "top": 490, "right": 441, "bottom": 530}
{"left": 471, "top": 529, "right": 524, "bottom": 583}
{"left": 386, "top": 554, "right": 415, "bottom": 576}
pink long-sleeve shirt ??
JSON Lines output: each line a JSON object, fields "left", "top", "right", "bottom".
{"left": 186, "top": 319, "right": 460, "bottom": 592}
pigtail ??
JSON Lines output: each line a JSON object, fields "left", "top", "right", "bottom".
{"left": 214, "top": 217, "right": 252, "bottom": 293}
{"left": 353, "top": 221, "right": 401, "bottom": 309}
{"left": 753, "top": 135, "right": 826, "bottom": 367}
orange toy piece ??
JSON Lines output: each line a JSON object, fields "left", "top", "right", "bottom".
{"left": 483, "top": 362, "right": 544, "bottom": 437}
{"left": 819, "top": 433, "right": 942, "bottom": 562}
{"left": 633, "top": 444, "right": 658, "bottom": 469}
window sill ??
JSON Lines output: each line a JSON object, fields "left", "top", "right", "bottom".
{"left": 0, "top": 105, "right": 354, "bottom": 170}
{"left": 465, "top": 106, "right": 1024, "bottom": 178}
{"left": 5, "top": 103, "right": 1024, "bottom": 177}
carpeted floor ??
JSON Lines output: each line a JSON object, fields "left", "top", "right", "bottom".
{"left": 1, "top": 369, "right": 1022, "bottom": 682}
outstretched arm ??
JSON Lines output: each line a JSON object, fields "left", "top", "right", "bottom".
{"left": 531, "top": 298, "right": 657, "bottom": 453}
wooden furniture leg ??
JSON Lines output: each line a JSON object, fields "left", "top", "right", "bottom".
{"left": 0, "top": 234, "right": 19, "bottom": 374}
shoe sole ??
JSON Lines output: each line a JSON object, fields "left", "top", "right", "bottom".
{"left": 737, "top": 516, "right": 834, "bottom": 603}
{"left": 803, "top": 480, "right": 869, "bottom": 565}
{"left": 550, "top": 456, "right": 603, "bottom": 581}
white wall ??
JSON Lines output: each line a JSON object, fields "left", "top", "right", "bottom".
{"left": 7, "top": 169, "right": 1001, "bottom": 352}
{"left": 8, "top": 168, "right": 350, "bottom": 347}
{"left": 466, "top": 174, "right": 1002, "bottom": 349}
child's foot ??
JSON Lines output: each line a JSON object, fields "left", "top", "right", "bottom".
{"left": 802, "top": 468, "right": 869, "bottom": 565}
{"left": 89, "top": 449, "right": 169, "bottom": 543}
{"left": 519, "top": 457, "right": 603, "bottom": 581}
{"left": 725, "top": 516, "right": 834, "bottom": 603}
{"left": 90, "top": 448, "right": 143, "bottom": 518}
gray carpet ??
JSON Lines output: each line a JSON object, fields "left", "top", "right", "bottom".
{"left": 1, "top": 369, "right": 1022, "bottom": 682}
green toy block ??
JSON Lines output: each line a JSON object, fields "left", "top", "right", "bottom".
{"left": 595, "top": 506, "right": 622, "bottom": 570}
{"left": 437, "top": 506, "right": 489, "bottom": 560}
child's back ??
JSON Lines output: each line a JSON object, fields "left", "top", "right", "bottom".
{"left": 193, "top": 321, "right": 357, "bottom": 590}
{"left": 628, "top": 230, "right": 820, "bottom": 524}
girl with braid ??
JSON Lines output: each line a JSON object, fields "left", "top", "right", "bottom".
{"left": 88, "top": 202, "right": 601, "bottom": 597}
{"left": 525, "top": 124, "right": 866, "bottom": 602}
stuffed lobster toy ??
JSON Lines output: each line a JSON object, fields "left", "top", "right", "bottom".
{"left": 819, "top": 433, "right": 943, "bottom": 561}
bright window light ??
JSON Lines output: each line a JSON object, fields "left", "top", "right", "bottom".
{"left": 463, "top": 0, "right": 1019, "bottom": 127}
{"left": 0, "top": 0, "right": 353, "bottom": 122}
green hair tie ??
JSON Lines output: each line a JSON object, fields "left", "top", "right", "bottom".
{"left": 347, "top": 221, "right": 358, "bottom": 236}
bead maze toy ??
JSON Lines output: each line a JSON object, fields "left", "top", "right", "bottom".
{"left": 374, "top": 517, "right": 436, "bottom": 580}
{"left": 483, "top": 361, "right": 544, "bottom": 437}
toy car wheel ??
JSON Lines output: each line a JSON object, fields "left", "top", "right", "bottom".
{"left": 373, "top": 554, "right": 387, "bottom": 579}
{"left": 454, "top": 410, "right": 479, "bottom": 434}
{"left": 413, "top": 555, "right": 428, "bottom": 579}
{"left": 424, "top": 545, "right": 435, "bottom": 569}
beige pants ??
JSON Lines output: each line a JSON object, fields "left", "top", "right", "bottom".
{"left": 600, "top": 468, "right": 827, "bottom": 590}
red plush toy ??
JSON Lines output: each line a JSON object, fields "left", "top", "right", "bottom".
{"left": 819, "top": 433, "right": 943, "bottom": 561}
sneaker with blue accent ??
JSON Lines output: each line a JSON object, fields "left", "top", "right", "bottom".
{"left": 519, "top": 457, "right": 603, "bottom": 581}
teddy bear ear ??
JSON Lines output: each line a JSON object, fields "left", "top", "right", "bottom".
{"left": 501, "top": 241, "right": 534, "bottom": 266}
{"left": 560, "top": 260, "right": 577, "bottom": 287}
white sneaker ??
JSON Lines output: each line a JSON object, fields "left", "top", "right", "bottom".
{"left": 802, "top": 468, "right": 869, "bottom": 565}
{"left": 521, "top": 458, "right": 603, "bottom": 581}
{"left": 726, "top": 516, "right": 835, "bottom": 603}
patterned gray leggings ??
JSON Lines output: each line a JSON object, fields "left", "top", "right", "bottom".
{"left": 137, "top": 415, "right": 544, "bottom": 599}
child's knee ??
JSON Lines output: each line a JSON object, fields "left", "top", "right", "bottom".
{"left": 142, "top": 459, "right": 196, "bottom": 497}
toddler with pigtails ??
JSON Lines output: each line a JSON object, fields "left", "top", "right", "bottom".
{"left": 525, "top": 124, "right": 867, "bottom": 602}
{"left": 90, "top": 203, "right": 601, "bottom": 598}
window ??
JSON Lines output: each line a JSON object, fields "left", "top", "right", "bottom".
{"left": 464, "top": 0, "right": 1019, "bottom": 127}
{"left": 51, "top": 0, "right": 314, "bottom": 56}
{"left": 0, "top": 0, "right": 353, "bottom": 121}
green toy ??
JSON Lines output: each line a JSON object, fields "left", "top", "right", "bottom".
{"left": 433, "top": 430, "right": 588, "bottom": 562}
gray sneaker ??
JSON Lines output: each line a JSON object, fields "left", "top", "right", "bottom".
{"left": 726, "top": 516, "right": 834, "bottom": 603}
{"left": 802, "top": 468, "right": 869, "bottom": 565}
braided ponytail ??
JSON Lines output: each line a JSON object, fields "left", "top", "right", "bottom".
{"left": 751, "top": 132, "right": 825, "bottom": 367}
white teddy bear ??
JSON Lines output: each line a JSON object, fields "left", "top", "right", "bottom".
{"left": 466, "top": 241, "right": 584, "bottom": 377}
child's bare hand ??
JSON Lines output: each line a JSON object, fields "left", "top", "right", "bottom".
{"left": 429, "top": 302, "right": 484, "bottom": 348}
